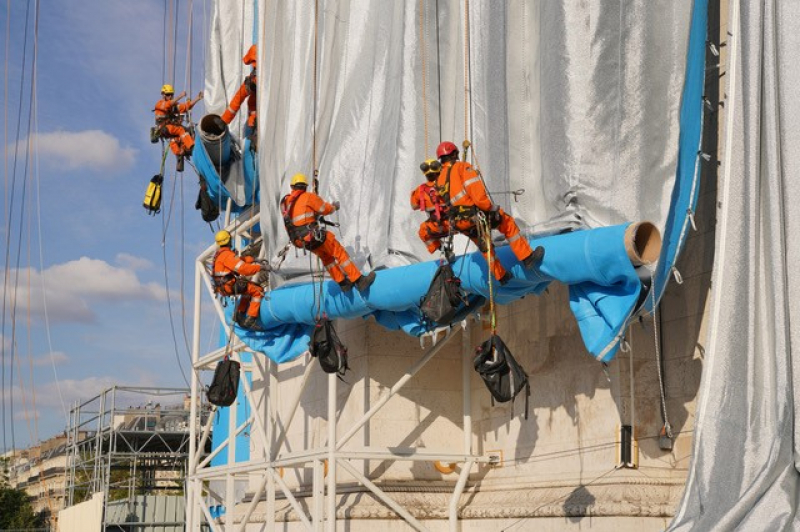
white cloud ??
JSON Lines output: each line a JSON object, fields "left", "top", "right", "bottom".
{"left": 0, "top": 257, "right": 166, "bottom": 323}
{"left": 116, "top": 253, "right": 154, "bottom": 271}
{"left": 23, "top": 130, "right": 137, "bottom": 173}
{"left": 31, "top": 351, "right": 69, "bottom": 367}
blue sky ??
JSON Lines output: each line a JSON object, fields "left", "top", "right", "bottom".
{"left": 1, "top": 1, "right": 219, "bottom": 451}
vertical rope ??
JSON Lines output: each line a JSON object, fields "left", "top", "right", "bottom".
{"left": 462, "top": 0, "right": 470, "bottom": 146}
{"left": 312, "top": 0, "right": 319, "bottom": 186}
{"left": 651, "top": 274, "right": 671, "bottom": 438}
{"left": 419, "top": 0, "right": 429, "bottom": 155}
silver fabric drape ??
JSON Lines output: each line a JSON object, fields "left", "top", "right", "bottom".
{"left": 250, "top": 0, "right": 693, "bottom": 281}
{"left": 669, "top": 1, "right": 800, "bottom": 529}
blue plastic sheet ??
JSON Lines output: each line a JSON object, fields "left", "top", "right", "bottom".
{"left": 193, "top": 136, "right": 259, "bottom": 212}
{"left": 233, "top": 223, "right": 641, "bottom": 364}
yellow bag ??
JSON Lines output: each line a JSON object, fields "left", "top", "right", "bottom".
{"left": 143, "top": 174, "right": 163, "bottom": 215}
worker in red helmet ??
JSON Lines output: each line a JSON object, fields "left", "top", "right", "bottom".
{"left": 411, "top": 159, "right": 451, "bottom": 254}
{"left": 281, "top": 174, "right": 376, "bottom": 292}
{"left": 434, "top": 141, "right": 544, "bottom": 285}
{"left": 153, "top": 84, "right": 203, "bottom": 172}
{"left": 221, "top": 44, "right": 258, "bottom": 140}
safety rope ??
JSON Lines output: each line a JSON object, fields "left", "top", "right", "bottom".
{"left": 419, "top": 0, "right": 429, "bottom": 155}
{"left": 476, "top": 212, "right": 497, "bottom": 334}
{"left": 463, "top": 0, "right": 470, "bottom": 148}
{"left": 650, "top": 273, "right": 672, "bottom": 439}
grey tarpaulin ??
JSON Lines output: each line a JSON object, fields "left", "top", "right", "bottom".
{"left": 669, "top": 1, "right": 800, "bottom": 529}
{"left": 249, "top": 0, "right": 694, "bottom": 283}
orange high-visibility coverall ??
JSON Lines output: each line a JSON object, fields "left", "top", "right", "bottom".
{"left": 410, "top": 183, "right": 450, "bottom": 254}
{"left": 435, "top": 161, "right": 533, "bottom": 281}
{"left": 154, "top": 99, "right": 195, "bottom": 156}
{"left": 221, "top": 73, "right": 257, "bottom": 129}
{"left": 280, "top": 190, "right": 362, "bottom": 284}
{"left": 213, "top": 247, "right": 264, "bottom": 318}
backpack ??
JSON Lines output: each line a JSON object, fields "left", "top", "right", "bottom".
{"left": 143, "top": 174, "right": 163, "bottom": 215}
{"left": 473, "top": 334, "right": 530, "bottom": 418}
{"left": 207, "top": 357, "right": 241, "bottom": 407}
{"left": 195, "top": 181, "right": 220, "bottom": 222}
{"left": 420, "top": 263, "right": 465, "bottom": 325}
{"left": 310, "top": 318, "right": 349, "bottom": 377}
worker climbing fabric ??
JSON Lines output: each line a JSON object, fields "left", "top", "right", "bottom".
{"left": 213, "top": 247, "right": 264, "bottom": 321}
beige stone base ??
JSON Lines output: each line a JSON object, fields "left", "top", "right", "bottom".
{"left": 225, "top": 477, "right": 682, "bottom": 531}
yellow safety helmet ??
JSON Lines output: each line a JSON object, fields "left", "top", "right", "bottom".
{"left": 161, "top": 84, "right": 175, "bottom": 95}
{"left": 290, "top": 173, "right": 309, "bottom": 187}
{"left": 215, "top": 230, "right": 231, "bottom": 247}
{"left": 420, "top": 159, "right": 442, "bottom": 176}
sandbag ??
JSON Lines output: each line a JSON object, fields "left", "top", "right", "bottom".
{"left": 207, "top": 357, "right": 240, "bottom": 407}
{"left": 310, "top": 318, "right": 349, "bottom": 377}
{"left": 473, "top": 334, "right": 530, "bottom": 418}
{"left": 420, "top": 263, "right": 465, "bottom": 325}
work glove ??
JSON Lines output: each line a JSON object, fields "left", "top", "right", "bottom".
{"left": 332, "top": 201, "right": 341, "bottom": 211}
{"left": 196, "top": 91, "right": 204, "bottom": 101}
{"left": 489, "top": 204, "right": 500, "bottom": 213}
{"left": 259, "top": 261, "right": 272, "bottom": 273}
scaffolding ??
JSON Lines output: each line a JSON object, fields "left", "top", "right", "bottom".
{"left": 186, "top": 215, "right": 498, "bottom": 532}
{"left": 66, "top": 386, "right": 211, "bottom": 530}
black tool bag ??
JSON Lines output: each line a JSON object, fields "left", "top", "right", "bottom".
{"left": 420, "top": 263, "right": 465, "bottom": 325}
{"left": 207, "top": 357, "right": 240, "bottom": 407}
{"left": 310, "top": 318, "right": 349, "bottom": 377}
{"left": 473, "top": 334, "right": 530, "bottom": 418}
{"left": 195, "top": 181, "right": 220, "bottom": 222}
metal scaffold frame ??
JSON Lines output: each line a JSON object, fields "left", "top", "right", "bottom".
{"left": 187, "top": 215, "right": 496, "bottom": 532}
{"left": 65, "top": 385, "right": 209, "bottom": 530}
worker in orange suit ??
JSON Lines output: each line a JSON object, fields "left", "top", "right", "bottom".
{"left": 221, "top": 44, "right": 258, "bottom": 139}
{"left": 434, "top": 141, "right": 544, "bottom": 285}
{"left": 280, "top": 173, "right": 376, "bottom": 292}
{"left": 411, "top": 159, "right": 451, "bottom": 255}
{"left": 212, "top": 230, "right": 269, "bottom": 330}
{"left": 154, "top": 84, "right": 203, "bottom": 172}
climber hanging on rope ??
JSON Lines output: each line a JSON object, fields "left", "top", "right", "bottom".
{"left": 434, "top": 141, "right": 544, "bottom": 285}
{"left": 411, "top": 159, "right": 452, "bottom": 258}
{"left": 221, "top": 44, "right": 258, "bottom": 143}
{"left": 280, "top": 173, "right": 376, "bottom": 292}
{"left": 152, "top": 84, "right": 203, "bottom": 172}
{"left": 212, "top": 230, "right": 270, "bottom": 331}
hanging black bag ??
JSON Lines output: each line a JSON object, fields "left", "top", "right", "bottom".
{"left": 310, "top": 318, "right": 349, "bottom": 377}
{"left": 420, "top": 263, "right": 465, "bottom": 325}
{"left": 207, "top": 356, "right": 240, "bottom": 407}
{"left": 473, "top": 334, "right": 530, "bottom": 418}
{"left": 195, "top": 181, "right": 220, "bottom": 222}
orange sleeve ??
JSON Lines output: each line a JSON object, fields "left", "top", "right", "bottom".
{"left": 221, "top": 82, "right": 249, "bottom": 124}
{"left": 307, "top": 192, "right": 334, "bottom": 216}
{"left": 462, "top": 163, "right": 492, "bottom": 211}
{"left": 410, "top": 186, "right": 422, "bottom": 210}
{"left": 220, "top": 250, "right": 260, "bottom": 276}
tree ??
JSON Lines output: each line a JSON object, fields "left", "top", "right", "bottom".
{"left": 0, "top": 485, "right": 45, "bottom": 529}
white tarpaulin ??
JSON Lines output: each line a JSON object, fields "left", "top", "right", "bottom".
{"left": 243, "top": 0, "right": 694, "bottom": 280}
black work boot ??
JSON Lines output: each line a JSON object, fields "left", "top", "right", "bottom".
{"left": 355, "top": 271, "right": 376, "bottom": 292}
{"left": 338, "top": 279, "right": 354, "bottom": 292}
{"left": 522, "top": 246, "right": 545, "bottom": 270}
{"left": 176, "top": 155, "right": 185, "bottom": 172}
{"left": 499, "top": 271, "right": 513, "bottom": 286}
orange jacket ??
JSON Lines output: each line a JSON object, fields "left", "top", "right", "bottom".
{"left": 280, "top": 190, "right": 335, "bottom": 227}
{"left": 410, "top": 182, "right": 446, "bottom": 220}
{"left": 435, "top": 161, "right": 492, "bottom": 212}
{"left": 221, "top": 73, "right": 257, "bottom": 127}
{"left": 213, "top": 247, "right": 260, "bottom": 279}
{"left": 154, "top": 98, "right": 193, "bottom": 123}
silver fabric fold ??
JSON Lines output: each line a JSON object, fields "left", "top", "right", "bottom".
{"left": 250, "top": 0, "right": 693, "bottom": 282}
{"left": 670, "top": 1, "right": 800, "bottom": 529}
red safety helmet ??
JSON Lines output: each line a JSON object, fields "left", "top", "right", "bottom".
{"left": 436, "top": 141, "right": 458, "bottom": 158}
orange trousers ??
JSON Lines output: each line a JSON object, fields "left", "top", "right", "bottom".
{"left": 454, "top": 208, "right": 532, "bottom": 281}
{"left": 417, "top": 218, "right": 450, "bottom": 254}
{"left": 161, "top": 123, "right": 194, "bottom": 156}
{"left": 298, "top": 230, "right": 361, "bottom": 284}
{"left": 220, "top": 280, "right": 263, "bottom": 318}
